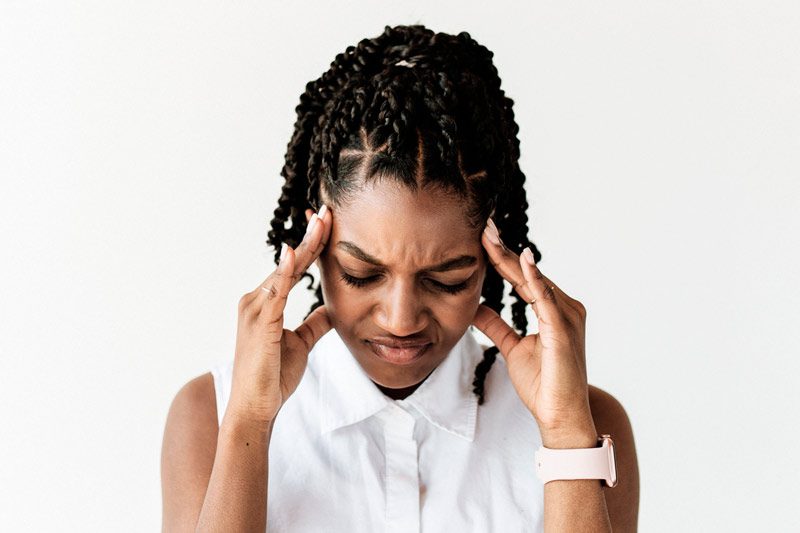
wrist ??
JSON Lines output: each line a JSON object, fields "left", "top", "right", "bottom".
{"left": 540, "top": 419, "right": 598, "bottom": 449}
{"left": 220, "top": 411, "right": 275, "bottom": 442}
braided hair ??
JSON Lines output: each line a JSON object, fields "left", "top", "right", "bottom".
{"left": 266, "top": 24, "right": 543, "bottom": 405}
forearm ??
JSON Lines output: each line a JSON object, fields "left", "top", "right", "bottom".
{"left": 541, "top": 423, "right": 612, "bottom": 533}
{"left": 195, "top": 415, "right": 275, "bottom": 532}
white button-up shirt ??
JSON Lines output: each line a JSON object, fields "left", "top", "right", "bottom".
{"left": 210, "top": 327, "right": 545, "bottom": 532}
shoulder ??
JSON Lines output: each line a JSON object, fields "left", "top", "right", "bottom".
{"left": 161, "top": 373, "right": 219, "bottom": 530}
{"left": 166, "top": 372, "right": 218, "bottom": 433}
{"left": 587, "top": 384, "right": 640, "bottom": 533}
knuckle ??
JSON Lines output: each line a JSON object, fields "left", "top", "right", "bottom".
{"left": 262, "top": 284, "right": 279, "bottom": 302}
{"left": 263, "top": 313, "right": 284, "bottom": 330}
{"left": 487, "top": 313, "right": 503, "bottom": 329}
{"left": 564, "top": 308, "right": 582, "bottom": 327}
{"left": 544, "top": 284, "right": 557, "bottom": 301}
{"left": 498, "top": 327, "right": 516, "bottom": 348}
{"left": 238, "top": 293, "right": 253, "bottom": 313}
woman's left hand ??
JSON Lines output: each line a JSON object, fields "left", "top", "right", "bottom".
{"left": 472, "top": 219, "right": 597, "bottom": 446}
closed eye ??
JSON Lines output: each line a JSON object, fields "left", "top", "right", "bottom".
{"left": 339, "top": 273, "right": 469, "bottom": 295}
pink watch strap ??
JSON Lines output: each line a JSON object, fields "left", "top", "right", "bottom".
{"left": 535, "top": 435, "right": 617, "bottom": 487}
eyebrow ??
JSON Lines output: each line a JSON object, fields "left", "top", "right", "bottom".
{"left": 336, "top": 241, "right": 478, "bottom": 273}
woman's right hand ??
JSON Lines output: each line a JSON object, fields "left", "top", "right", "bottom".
{"left": 225, "top": 204, "right": 333, "bottom": 427}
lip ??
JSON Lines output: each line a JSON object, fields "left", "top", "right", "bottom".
{"left": 367, "top": 341, "right": 431, "bottom": 366}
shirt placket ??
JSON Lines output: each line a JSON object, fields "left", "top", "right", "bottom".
{"left": 378, "top": 402, "right": 420, "bottom": 533}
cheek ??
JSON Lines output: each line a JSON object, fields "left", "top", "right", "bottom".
{"left": 443, "top": 291, "right": 481, "bottom": 324}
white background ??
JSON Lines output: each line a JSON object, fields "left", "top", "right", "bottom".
{"left": 1, "top": 1, "right": 798, "bottom": 531}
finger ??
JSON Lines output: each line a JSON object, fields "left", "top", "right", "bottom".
{"left": 482, "top": 216, "right": 583, "bottom": 325}
{"left": 521, "top": 248, "right": 588, "bottom": 374}
{"left": 245, "top": 204, "right": 332, "bottom": 309}
{"left": 471, "top": 303, "right": 522, "bottom": 358}
{"left": 517, "top": 249, "right": 584, "bottom": 326}
{"left": 309, "top": 203, "right": 333, "bottom": 256}
{"left": 482, "top": 218, "right": 535, "bottom": 304}
{"left": 519, "top": 247, "right": 565, "bottom": 328}
{"left": 290, "top": 204, "right": 329, "bottom": 278}
{"left": 535, "top": 269, "right": 582, "bottom": 316}
{"left": 258, "top": 243, "right": 296, "bottom": 324}
{"left": 293, "top": 305, "right": 332, "bottom": 353}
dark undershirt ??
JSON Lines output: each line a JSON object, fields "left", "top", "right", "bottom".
{"left": 372, "top": 368, "right": 436, "bottom": 400}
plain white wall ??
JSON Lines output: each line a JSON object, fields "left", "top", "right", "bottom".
{"left": 1, "top": 1, "right": 798, "bottom": 531}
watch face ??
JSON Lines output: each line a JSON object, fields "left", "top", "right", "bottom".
{"left": 600, "top": 434, "right": 618, "bottom": 488}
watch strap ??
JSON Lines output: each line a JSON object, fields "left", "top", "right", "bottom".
{"left": 535, "top": 435, "right": 617, "bottom": 487}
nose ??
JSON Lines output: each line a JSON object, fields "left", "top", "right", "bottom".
{"left": 374, "top": 279, "right": 429, "bottom": 337}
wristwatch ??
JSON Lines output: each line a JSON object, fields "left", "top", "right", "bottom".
{"left": 535, "top": 434, "right": 618, "bottom": 487}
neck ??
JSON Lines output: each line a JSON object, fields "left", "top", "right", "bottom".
{"left": 374, "top": 381, "right": 422, "bottom": 400}
{"left": 372, "top": 370, "right": 434, "bottom": 400}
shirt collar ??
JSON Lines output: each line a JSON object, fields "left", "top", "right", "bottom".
{"left": 318, "top": 328, "right": 482, "bottom": 442}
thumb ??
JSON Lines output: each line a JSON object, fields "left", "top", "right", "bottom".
{"left": 293, "top": 305, "right": 332, "bottom": 353}
{"left": 471, "top": 304, "right": 521, "bottom": 358}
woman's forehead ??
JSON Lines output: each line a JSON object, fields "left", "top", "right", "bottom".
{"left": 323, "top": 183, "right": 477, "bottom": 265}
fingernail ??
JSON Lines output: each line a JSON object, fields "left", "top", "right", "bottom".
{"left": 318, "top": 204, "right": 328, "bottom": 219}
{"left": 279, "top": 242, "right": 288, "bottom": 263}
{"left": 522, "top": 247, "right": 536, "bottom": 265}
{"left": 305, "top": 213, "right": 318, "bottom": 236}
{"left": 484, "top": 218, "right": 501, "bottom": 245}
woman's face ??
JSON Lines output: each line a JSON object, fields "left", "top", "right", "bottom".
{"left": 316, "top": 180, "right": 488, "bottom": 390}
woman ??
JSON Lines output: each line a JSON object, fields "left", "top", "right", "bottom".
{"left": 162, "top": 24, "right": 639, "bottom": 532}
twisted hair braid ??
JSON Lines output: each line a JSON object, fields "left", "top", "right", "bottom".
{"left": 266, "top": 24, "right": 543, "bottom": 405}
